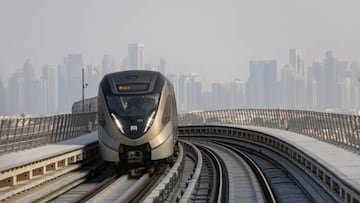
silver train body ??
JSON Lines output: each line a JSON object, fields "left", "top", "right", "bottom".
{"left": 72, "top": 97, "right": 97, "bottom": 113}
{"left": 97, "top": 70, "right": 178, "bottom": 167}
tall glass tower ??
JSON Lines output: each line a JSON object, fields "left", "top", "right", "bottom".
{"left": 128, "top": 43, "right": 144, "bottom": 70}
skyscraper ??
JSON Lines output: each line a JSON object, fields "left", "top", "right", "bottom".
{"left": 8, "top": 70, "right": 24, "bottom": 115}
{"left": 212, "top": 81, "right": 229, "bottom": 110}
{"left": 23, "top": 58, "right": 37, "bottom": 114}
{"left": 64, "top": 54, "right": 84, "bottom": 112}
{"left": 178, "top": 74, "right": 188, "bottom": 113}
{"left": 41, "top": 65, "right": 57, "bottom": 114}
{"left": 280, "top": 64, "right": 305, "bottom": 109}
{"left": 57, "top": 64, "right": 68, "bottom": 113}
{"left": 128, "top": 43, "right": 144, "bottom": 70}
{"left": 101, "top": 55, "right": 116, "bottom": 77}
{"left": 177, "top": 73, "right": 202, "bottom": 112}
{"left": 307, "top": 58, "right": 324, "bottom": 109}
{"left": 159, "top": 58, "right": 168, "bottom": 75}
{"left": 23, "top": 58, "right": 36, "bottom": 81}
{"left": 0, "top": 76, "right": 6, "bottom": 115}
{"left": 87, "top": 64, "right": 101, "bottom": 97}
{"left": 289, "top": 48, "right": 305, "bottom": 78}
{"left": 336, "top": 61, "right": 350, "bottom": 110}
{"left": 229, "top": 79, "right": 245, "bottom": 109}
{"left": 187, "top": 73, "right": 202, "bottom": 111}
{"left": 166, "top": 73, "right": 178, "bottom": 99}
{"left": 323, "top": 50, "right": 337, "bottom": 109}
{"left": 350, "top": 63, "right": 360, "bottom": 109}
{"left": 246, "top": 60, "right": 277, "bottom": 108}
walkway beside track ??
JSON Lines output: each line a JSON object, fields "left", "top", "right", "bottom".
{"left": 0, "top": 131, "right": 98, "bottom": 173}
{"left": 0, "top": 131, "right": 98, "bottom": 191}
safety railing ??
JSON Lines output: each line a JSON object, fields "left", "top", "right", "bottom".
{"left": 2, "top": 109, "right": 359, "bottom": 155}
{"left": 0, "top": 112, "right": 96, "bottom": 155}
{"left": 178, "top": 109, "right": 360, "bottom": 152}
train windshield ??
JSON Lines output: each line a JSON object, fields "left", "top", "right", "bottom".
{"left": 107, "top": 94, "right": 160, "bottom": 117}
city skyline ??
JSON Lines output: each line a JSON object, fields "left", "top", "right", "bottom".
{"left": 0, "top": 47, "right": 358, "bottom": 90}
{"left": 1, "top": 0, "right": 359, "bottom": 87}
{"left": 1, "top": 46, "right": 360, "bottom": 116}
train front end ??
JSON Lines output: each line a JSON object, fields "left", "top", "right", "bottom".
{"left": 97, "top": 70, "right": 176, "bottom": 167}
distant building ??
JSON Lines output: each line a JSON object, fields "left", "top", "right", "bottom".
{"left": 144, "top": 64, "right": 156, "bottom": 71}
{"left": 280, "top": 65, "right": 305, "bottom": 109}
{"left": 178, "top": 74, "right": 188, "bottom": 113}
{"left": 120, "top": 57, "right": 128, "bottom": 71}
{"left": 187, "top": 73, "right": 202, "bottom": 112}
{"left": 101, "top": 55, "right": 116, "bottom": 76}
{"left": 128, "top": 43, "right": 144, "bottom": 70}
{"left": 336, "top": 61, "right": 350, "bottom": 110}
{"left": 349, "top": 63, "right": 360, "bottom": 109}
{"left": 8, "top": 70, "right": 24, "bottom": 115}
{"left": 57, "top": 64, "right": 68, "bottom": 113}
{"left": 212, "top": 81, "right": 229, "bottom": 110}
{"left": 289, "top": 48, "right": 305, "bottom": 78}
{"left": 307, "top": 58, "right": 324, "bottom": 109}
{"left": 323, "top": 50, "right": 338, "bottom": 109}
{"left": 87, "top": 64, "right": 101, "bottom": 98}
{"left": 166, "top": 73, "right": 178, "bottom": 99}
{"left": 41, "top": 65, "right": 57, "bottom": 114}
{"left": 23, "top": 58, "right": 38, "bottom": 114}
{"left": 0, "top": 76, "right": 7, "bottom": 115}
{"left": 64, "top": 54, "right": 84, "bottom": 112}
{"left": 246, "top": 60, "right": 277, "bottom": 108}
{"left": 229, "top": 79, "right": 245, "bottom": 109}
{"left": 177, "top": 73, "right": 202, "bottom": 112}
{"left": 159, "top": 58, "right": 168, "bottom": 75}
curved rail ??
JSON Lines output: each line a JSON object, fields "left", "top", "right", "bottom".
{"left": 180, "top": 125, "right": 360, "bottom": 203}
{"left": 216, "top": 142, "right": 277, "bottom": 202}
{"left": 195, "top": 143, "right": 228, "bottom": 202}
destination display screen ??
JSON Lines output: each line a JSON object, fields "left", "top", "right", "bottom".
{"left": 117, "top": 83, "right": 149, "bottom": 92}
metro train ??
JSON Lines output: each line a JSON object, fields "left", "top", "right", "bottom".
{"left": 72, "top": 96, "right": 97, "bottom": 113}
{"left": 97, "top": 70, "right": 178, "bottom": 168}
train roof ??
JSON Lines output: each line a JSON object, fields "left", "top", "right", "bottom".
{"left": 100, "top": 70, "right": 166, "bottom": 95}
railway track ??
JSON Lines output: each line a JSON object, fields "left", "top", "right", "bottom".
{"left": 185, "top": 135, "right": 338, "bottom": 203}
{"left": 192, "top": 141, "right": 275, "bottom": 203}
{"left": 1, "top": 136, "right": 338, "bottom": 202}
{"left": 195, "top": 143, "right": 228, "bottom": 202}
{"left": 1, "top": 143, "right": 188, "bottom": 202}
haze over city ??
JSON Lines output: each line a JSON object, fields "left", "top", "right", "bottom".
{"left": 1, "top": 0, "right": 359, "bottom": 85}
{"left": 0, "top": 0, "right": 360, "bottom": 115}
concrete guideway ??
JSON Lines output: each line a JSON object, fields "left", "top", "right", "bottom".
{"left": 237, "top": 125, "right": 360, "bottom": 190}
{"left": 0, "top": 131, "right": 98, "bottom": 194}
{"left": 179, "top": 125, "right": 360, "bottom": 203}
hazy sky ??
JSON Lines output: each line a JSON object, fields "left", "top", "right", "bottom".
{"left": 0, "top": 0, "right": 359, "bottom": 88}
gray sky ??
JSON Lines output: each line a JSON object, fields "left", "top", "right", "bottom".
{"left": 0, "top": 0, "right": 359, "bottom": 88}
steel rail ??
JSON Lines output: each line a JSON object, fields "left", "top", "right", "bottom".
{"left": 216, "top": 142, "right": 277, "bottom": 203}
{"left": 195, "top": 143, "right": 229, "bottom": 203}
{"left": 74, "top": 174, "right": 120, "bottom": 203}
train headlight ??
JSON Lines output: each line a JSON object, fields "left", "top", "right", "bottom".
{"left": 143, "top": 111, "right": 156, "bottom": 133}
{"left": 111, "top": 113, "right": 125, "bottom": 134}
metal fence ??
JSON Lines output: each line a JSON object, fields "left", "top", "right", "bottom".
{"left": 1, "top": 109, "right": 359, "bottom": 155}
{"left": 0, "top": 112, "right": 96, "bottom": 155}
{"left": 179, "top": 109, "right": 360, "bottom": 152}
